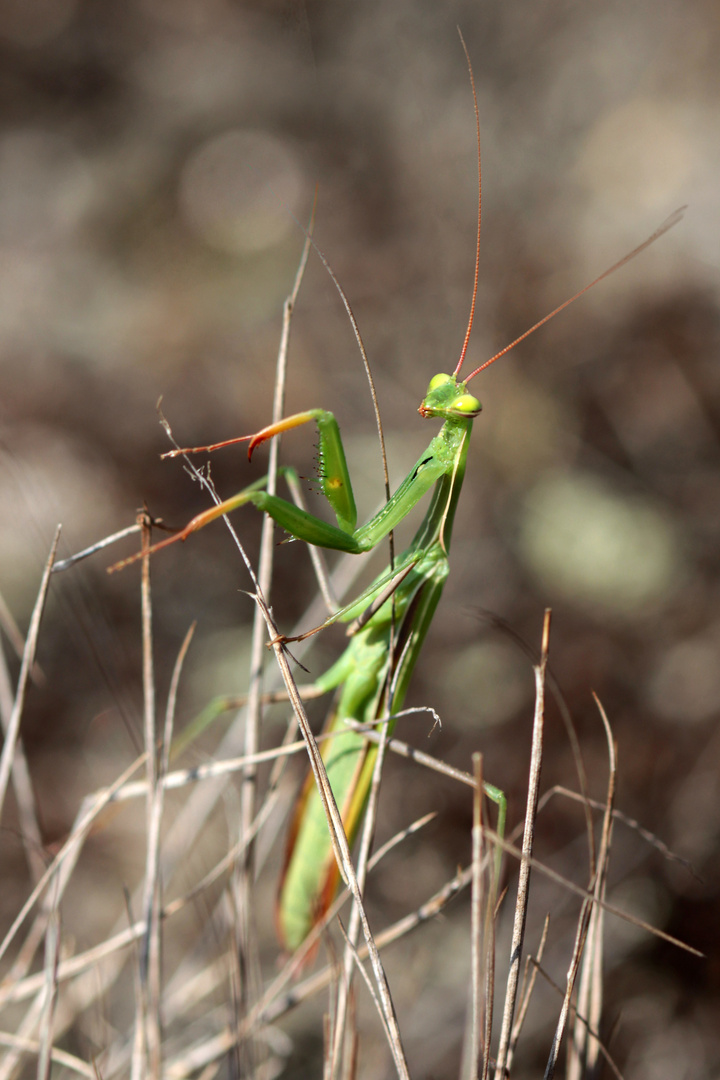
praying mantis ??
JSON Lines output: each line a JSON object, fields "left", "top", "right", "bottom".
{"left": 108, "top": 50, "right": 682, "bottom": 951}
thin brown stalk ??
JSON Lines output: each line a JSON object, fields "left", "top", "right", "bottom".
{"left": 568, "top": 696, "right": 617, "bottom": 1080}
{"left": 36, "top": 895, "right": 60, "bottom": 1080}
{"left": 161, "top": 624, "right": 196, "bottom": 778}
{"left": 130, "top": 885, "right": 145, "bottom": 1080}
{"left": 544, "top": 898, "right": 593, "bottom": 1080}
{"left": 234, "top": 214, "right": 314, "bottom": 1071}
{"left": 480, "top": 788, "right": 498, "bottom": 1080}
{"left": 336, "top": 919, "right": 393, "bottom": 1048}
{"left": 0, "top": 586, "right": 44, "bottom": 678}
{"left": 342, "top": 993, "right": 360, "bottom": 1080}
{"left": 494, "top": 609, "right": 551, "bottom": 1080}
{"left": 481, "top": 907, "right": 496, "bottom": 1080}
{"left": 0, "top": 638, "right": 44, "bottom": 882}
{"left": 141, "top": 620, "right": 196, "bottom": 1079}
{"left": 0, "top": 527, "right": 60, "bottom": 822}
{"left": 464, "top": 752, "right": 485, "bottom": 1080}
{"left": 505, "top": 916, "right": 551, "bottom": 1073}
{"left": 546, "top": 698, "right": 617, "bottom": 1080}
{"left": 135, "top": 513, "right": 161, "bottom": 1080}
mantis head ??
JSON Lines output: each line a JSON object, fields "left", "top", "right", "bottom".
{"left": 418, "top": 373, "right": 481, "bottom": 420}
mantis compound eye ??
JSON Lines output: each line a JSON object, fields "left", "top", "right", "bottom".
{"left": 427, "top": 372, "right": 454, "bottom": 393}
{"left": 454, "top": 393, "right": 481, "bottom": 415}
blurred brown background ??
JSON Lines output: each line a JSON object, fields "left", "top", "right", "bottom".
{"left": 1, "top": 1, "right": 719, "bottom": 1076}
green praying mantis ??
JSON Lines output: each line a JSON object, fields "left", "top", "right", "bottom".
{"left": 108, "top": 54, "right": 682, "bottom": 950}
{"left": 115, "top": 358, "right": 503, "bottom": 952}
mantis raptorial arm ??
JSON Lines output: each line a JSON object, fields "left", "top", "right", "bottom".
{"left": 109, "top": 399, "right": 460, "bottom": 573}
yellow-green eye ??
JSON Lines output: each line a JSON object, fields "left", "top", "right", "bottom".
{"left": 455, "top": 393, "right": 481, "bottom": 414}
{"left": 427, "top": 372, "right": 453, "bottom": 392}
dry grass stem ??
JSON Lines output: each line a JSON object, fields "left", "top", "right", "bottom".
{"left": 0, "top": 637, "right": 45, "bottom": 885}
{"left": 465, "top": 752, "right": 485, "bottom": 1080}
{"left": 568, "top": 696, "right": 617, "bottom": 1080}
{"left": 36, "top": 897, "right": 60, "bottom": 1080}
{"left": 233, "top": 214, "right": 314, "bottom": 1070}
{"left": 0, "top": 529, "right": 60, "bottom": 822}
{"left": 494, "top": 609, "right": 551, "bottom": 1078}
{"left": 505, "top": 916, "right": 550, "bottom": 1072}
